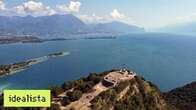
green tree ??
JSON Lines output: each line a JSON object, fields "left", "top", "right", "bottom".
{"left": 50, "top": 86, "right": 63, "bottom": 97}
{"left": 67, "top": 90, "right": 82, "bottom": 101}
{"left": 61, "top": 81, "right": 75, "bottom": 91}
{"left": 61, "top": 97, "right": 71, "bottom": 106}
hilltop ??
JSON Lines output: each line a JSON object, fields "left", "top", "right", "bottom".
{"left": 1, "top": 69, "right": 195, "bottom": 110}
{"left": 50, "top": 69, "right": 176, "bottom": 110}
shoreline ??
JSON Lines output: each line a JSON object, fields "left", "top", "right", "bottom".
{"left": 0, "top": 35, "right": 117, "bottom": 45}
{"left": 0, "top": 51, "right": 70, "bottom": 78}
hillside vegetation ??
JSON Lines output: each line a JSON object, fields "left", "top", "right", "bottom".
{"left": 164, "top": 81, "right": 196, "bottom": 110}
{"left": 90, "top": 76, "right": 176, "bottom": 110}
{"left": 1, "top": 69, "right": 192, "bottom": 110}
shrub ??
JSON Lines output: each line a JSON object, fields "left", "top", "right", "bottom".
{"left": 67, "top": 90, "right": 82, "bottom": 101}
{"left": 48, "top": 104, "right": 61, "bottom": 110}
{"left": 77, "top": 82, "right": 93, "bottom": 93}
{"left": 61, "top": 97, "right": 71, "bottom": 106}
{"left": 114, "top": 103, "right": 127, "bottom": 110}
{"left": 50, "top": 86, "right": 64, "bottom": 97}
{"left": 114, "top": 81, "right": 129, "bottom": 93}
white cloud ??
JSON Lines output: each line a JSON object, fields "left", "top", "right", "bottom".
{"left": 48, "top": 9, "right": 57, "bottom": 16}
{"left": 56, "top": 1, "right": 81, "bottom": 13}
{"left": 14, "top": 1, "right": 56, "bottom": 16}
{"left": 15, "top": 5, "right": 26, "bottom": 15}
{"left": 0, "top": 0, "right": 136, "bottom": 26}
{"left": 24, "top": 1, "right": 45, "bottom": 12}
{"left": 78, "top": 14, "right": 109, "bottom": 23}
{"left": 79, "top": 9, "right": 136, "bottom": 25}
{"left": 110, "top": 9, "right": 125, "bottom": 19}
{"left": 0, "top": 0, "right": 6, "bottom": 10}
{"left": 69, "top": 1, "right": 81, "bottom": 12}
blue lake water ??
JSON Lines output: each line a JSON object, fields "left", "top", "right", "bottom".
{"left": 0, "top": 33, "right": 196, "bottom": 91}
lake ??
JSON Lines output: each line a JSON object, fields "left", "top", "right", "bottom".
{"left": 0, "top": 33, "right": 196, "bottom": 91}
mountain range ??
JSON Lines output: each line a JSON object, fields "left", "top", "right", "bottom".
{"left": 0, "top": 14, "right": 144, "bottom": 38}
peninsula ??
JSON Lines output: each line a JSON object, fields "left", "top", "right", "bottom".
{"left": 0, "top": 35, "right": 44, "bottom": 44}
{"left": 0, "top": 51, "right": 69, "bottom": 77}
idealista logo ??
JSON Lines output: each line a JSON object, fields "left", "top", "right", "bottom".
{"left": 4, "top": 90, "right": 51, "bottom": 107}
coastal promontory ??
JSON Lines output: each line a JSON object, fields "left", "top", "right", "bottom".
{"left": 0, "top": 69, "right": 195, "bottom": 110}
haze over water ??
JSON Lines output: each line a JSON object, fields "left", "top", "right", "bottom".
{"left": 0, "top": 33, "right": 196, "bottom": 91}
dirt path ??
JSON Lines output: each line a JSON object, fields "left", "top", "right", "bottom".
{"left": 64, "top": 82, "right": 109, "bottom": 110}
{"left": 117, "top": 85, "right": 130, "bottom": 101}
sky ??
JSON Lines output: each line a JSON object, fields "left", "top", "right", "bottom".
{"left": 1, "top": 0, "right": 196, "bottom": 30}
